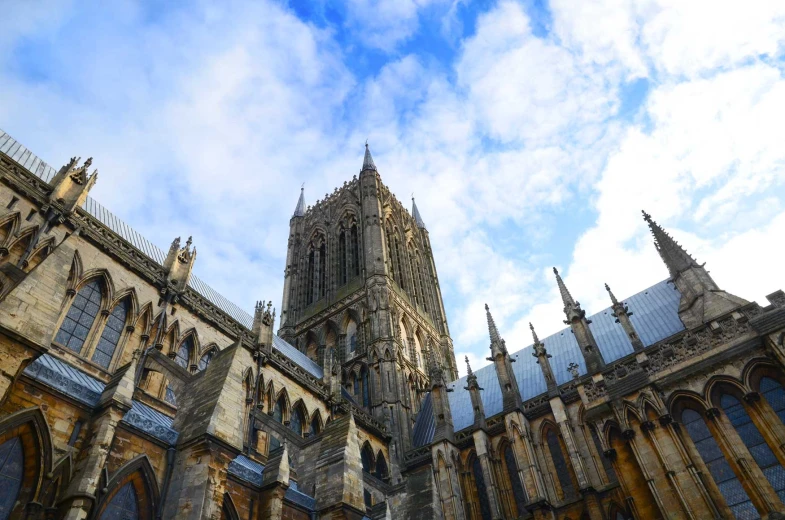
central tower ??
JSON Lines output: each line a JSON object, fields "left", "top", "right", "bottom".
{"left": 278, "top": 144, "right": 457, "bottom": 459}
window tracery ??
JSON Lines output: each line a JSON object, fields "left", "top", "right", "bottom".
{"left": 55, "top": 278, "right": 103, "bottom": 353}
{"left": 92, "top": 298, "right": 129, "bottom": 369}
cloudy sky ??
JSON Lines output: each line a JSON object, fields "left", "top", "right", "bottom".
{"left": 2, "top": 0, "right": 784, "bottom": 377}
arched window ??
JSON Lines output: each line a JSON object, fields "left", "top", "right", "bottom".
{"left": 175, "top": 336, "right": 194, "bottom": 369}
{"left": 681, "top": 408, "right": 755, "bottom": 519}
{"left": 588, "top": 424, "right": 616, "bottom": 483}
{"left": 361, "top": 444, "right": 374, "bottom": 474}
{"left": 92, "top": 298, "right": 129, "bottom": 368}
{"left": 99, "top": 482, "right": 138, "bottom": 520}
{"left": 0, "top": 437, "right": 24, "bottom": 519}
{"left": 374, "top": 452, "right": 389, "bottom": 481}
{"left": 319, "top": 243, "right": 327, "bottom": 299}
{"left": 471, "top": 454, "right": 493, "bottom": 520}
{"left": 760, "top": 377, "right": 785, "bottom": 424}
{"left": 198, "top": 349, "right": 215, "bottom": 371}
{"left": 55, "top": 278, "right": 103, "bottom": 353}
{"left": 306, "top": 250, "right": 315, "bottom": 305}
{"left": 503, "top": 444, "right": 527, "bottom": 515}
{"left": 362, "top": 369, "right": 370, "bottom": 408}
{"left": 339, "top": 230, "right": 347, "bottom": 285}
{"left": 394, "top": 237, "right": 405, "bottom": 289}
{"left": 353, "top": 374, "right": 360, "bottom": 396}
{"left": 309, "top": 414, "right": 321, "bottom": 437}
{"left": 164, "top": 383, "right": 177, "bottom": 406}
{"left": 347, "top": 319, "right": 357, "bottom": 354}
{"left": 546, "top": 429, "right": 576, "bottom": 500}
{"left": 351, "top": 225, "right": 359, "bottom": 276}
{"left": 273, "top": 395, "right": 285, "bottom": 424}
{"left": 290, "top": 405, "right": 305, "bottom": 437}
{"left": 720, "top": 393, "right": 785, "bottom": 503}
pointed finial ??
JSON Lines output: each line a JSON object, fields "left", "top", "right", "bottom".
{"left": 185, "top": 236, "right": 193, "bottom": 249}
{"left": 642, "top": 210, "right": 700, "bottom": 278}
{"left": 529, "top": 322, "right": 539, "bottom": 344}
{"left": 605, "top": 283, "right": 619, "bottom": 305}
{"left": 362, "top": 142, "right": 377, "bottom": 171}
{"left": 485, "top": 304, "right": 503, "bottom": 347}
{"left": 553, "top": 267, "right": 576, "bottom": 307}
{"left": 412, "top": 196, "right": 426, "bottom": 229}
{"left": 293, "top": 185, "right": 306, "bottom": 217}
{"left": 465, "top": 355, "right": 473, "bottom": 376}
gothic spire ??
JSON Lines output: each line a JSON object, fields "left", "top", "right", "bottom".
{"left": 485, "top": 303, "right": 504, "bottom": 351}
{"left": 553, "top": 267, "right": 576, "bottom": 307}
{"left": 412, "top": 197, "right": 426, "bottom": 229}
{"left": 530, "top": 322, "right": 558, "bottom": 396}
{"left": 642, "top": 210, "right": 700, "bottom": 278}
{"left": 293, "top": 186, "right": 306, "bottom": 217}
{"left": 362, "top": 142, "right": 377, "bottom": 172}
{"left": 529, "top": 322, "right": 540, "bottom": 345}
{"left": 605, "top": 283, "right": 619, "bottom": 305}
{"left": 465, "top": 355, "right": 473, "bottom": 377}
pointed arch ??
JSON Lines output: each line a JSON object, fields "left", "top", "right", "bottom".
{"left": 273, "top": 389, "right": 290, "bottom": 424}
{"left": 197, "top": 343, "right": 219, "bottom": 371}
{"left": 4, "top": 224, "right": 38, "bottom": 266}
{"left": 289, "top": 399, "right": 307, "bottom": 437}
{"left": 66, "top": 250, "right": 83, "bottom": 293}
{"left": 606, "top": 422, "right": 660, "bottom": 519}
{"left": 54, "top": 275, "right": 106, "bottom": 354}
{"left": 94, "top": 455, "right": 159, "bottom": 520}
{"left": 91, "top": 292, "right": 133, "bottom": 369}
{"left": 0, "top": 407, "right": 54, "bottom": 516}
{"left": 221, "top": 492, "right": 240, "bottom": 520}
{"left": 173, "top": 327, "right": 197, "bottom": 370}
{"left": 24, "top": 235, "right": 56, "bottom": 270}
{"left": 39, "top": 453, "right": 72, "bottom": 509}
{"left": 309, "top": 410, "right": 323, "bottom": 437}
{"left": 464, "top": 450, "right": 492, "bottom": 520}
{"left": 135, "top": 302, "right": 154, "bottom": 337}
{"left": 0, "top": 211, "right": 21, "bottom": 248}
{"left": 360, "top": 442, "right": 375, "bottom": 474}
{"left": 541, "top": 420, "right": 578, "bottom": 501}
{"left": 77, "top": 269, "right": 115, "bottom": 307}
{"left": 374, "top": 450, "right": 389, "bottom": 482}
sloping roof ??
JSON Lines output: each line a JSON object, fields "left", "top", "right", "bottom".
{"left": 286, "top": 481, "right": 316, "bottom": 510}
{"left": 412, "top": 392, "right": 434, "bottom": 448}
{"left": 23, "top": 354, "right": 105, "bottom": 407}
{"left": 411, "top": 280, "right": 685, "bottom": 440}
{"left": 122, "top": 400, "right": 179, "bottom": 444}
{"left": 228, "top": 454, "right": 265, "bottom": 486}
{"left": 1, "top": 129, "right": 320, "bottom": 377}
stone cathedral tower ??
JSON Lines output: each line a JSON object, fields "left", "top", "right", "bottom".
{"left": 278, "top": 144, "right": 458, "bottom": 462}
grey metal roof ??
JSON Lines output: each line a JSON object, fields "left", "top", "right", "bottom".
{"left": 1, "top": 129, "right": 325, "bottom": 377}
{"left": 412, "top": 392, "right": 434, "bottom": 448}
{"left": 122, "top": 400, "right": 179, "bottom": 445}
{"left": 285, "top": 481, "right": 316, "bottom": 511}
{"left": 410, "top": 279, "right": 685, "bottom": 441}
{"left": 228, "top": 454, "right": 265, "bottom": 486}
{"left": 23, "top": 354, "right": 105, "bottom": 407}
{"left": 273, "top": 335, "right": 323, "bottom": 379}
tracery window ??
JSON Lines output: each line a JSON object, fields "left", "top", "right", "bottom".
{"left": 290, "top": 405, "right": 305, "bottom": 437}
{"left": 306, "top": 250, "right": 315, "bottom": 305}
{"left": 681, "top": 408, "right": 755, "bottom": 519}
{"left": 362, "top": 369, "right": 370, "bottom": 408}
{"left": 92, "top": 299, "right": 129, "bottom": 368}
{"left": 350, "top": 225, "right": 359, "bottom": 276}
{"left": 99, "top": 482, "right": 138, "bottom": 520}
{"left": 319, "top": 243, "right": 327, "bottom": 299}
{"left": 546, "top": 429, "right": 576, "bottom": 500}
{"left": 164, "top": 383, "right": 177, "bottom": 406}
{"left": 175, "top": 336, "right": 193, "bottom": 370}
{"left": 339, "top": 230, "right": 347, "bottom": 285}
{"left": 503, "top": 444, "right": 527, "bottom": 514}
{"left": 0, "top": 437, "right": 23, "bottom": 520}
{"left": 55, "top": 279, "right": 103, "bottom": 353}
{"left": 588, "top": 424, "right": 616, "bottom": 483}
{"left": 198, "top": 349, "right": 215, "bottom": 371}
{"left": 720, "top": 393, "right": 785, "bottom": 504}
{"left": 471, "top": 454, "right": 493, "bottom": 520}
{"left": 760, "top": 377, "right": 785, "bottom": 425}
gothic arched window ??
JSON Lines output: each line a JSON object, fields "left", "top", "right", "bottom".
{"left": 175, "top": 336, "right": 194, "bottom": 370}
{"left": 546, "top": 428, "right": 576, "bottom": 500}
{"left": 319, "top": 243, "right": 327, "bottom": 299}
{"left": 307, "top": 250, "right": 315, "bottom": 305}
{"left": 98, "top": 482, "right": 138, "bottom": 520}
{"left": 471, "top": 454, "right": 493, "bottom": 520}
{"left": 198, "top": 349, "right": 215, "bottom": 371}
{"left": 760, "top": 377, "right": 785, "bottom": 424}
{"left": 339, "top": 230, "right": 347, "bottom": 285}
{"left": 351, "top": 225, "right": 360, "bottom": 276}
{"left": 55, "top": 278, "right": 103, "bottom": 353}
{"left": 274, "top": 395, "right": 285, "bottom": 424}
{"left": 92, "top": 298, "right": 129, "bottom": 368}
{"left": 588, "top": 424, "right": 616, "bottom": 483}
{"left": 309, "top": 413, "right": 321, "bottom": 436}
{"left": 362, "top": 369, "right": 370, "bottom": 408}
{"left": 503, "top": 443, "right": 528, "bottom": 515}
{"left": 374, "top": 452, "right": 389, "bottom": 481}
{"left": 347, "top": 319, "right": 358, "bottom": 354}
{"left": 681, "top": 408, "right": 755, "bottom": 519}
{"left": 290, "top": 405, "right": 305, "bottom": 437}
{"left": 361, "top": 444, "right": 374, "bottom": 474}
{"left": 0, "top": 437, "right": 24, "bottom": 519}
{"left": 165, "top": 383, "right": 177, "bottom": 406}
{"left": 720, "top": 393, "right": 785, "bottom": 503}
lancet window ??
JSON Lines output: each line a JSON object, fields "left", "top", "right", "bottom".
{"left": 92, "top": 298, "right": 129, "bottom": 368}
{"left": 545, "top": 428, "right": 577, "bottom": 500}
{"left": 55, "top": 278, "right": 103, "bottom": 353}
{"left": 175, "top": 336, "right": 194, "bottom": 370}
{"left": 0, "top": 437, "right": 23, "bottom": 519}
{"left": 99, "top": 482, "right": 138, "bottom": 520}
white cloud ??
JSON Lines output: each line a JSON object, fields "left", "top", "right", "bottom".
{"left": 343, "top": 0, "right": 450, "bottom": 51}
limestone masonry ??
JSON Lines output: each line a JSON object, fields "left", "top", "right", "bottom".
{"left": 0, "top": 129, "right": 783, "bottom": 520}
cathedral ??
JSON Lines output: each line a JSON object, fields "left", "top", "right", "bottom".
{"left": 0, "top": 127, "right": 783, "bottom": 520}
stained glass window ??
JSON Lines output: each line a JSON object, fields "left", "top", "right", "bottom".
{"left": 362, "top": 370, "right": 370, "bottom": 408}
{"left": 351, "top": 225, "right": 359, "bottom": 276}
{"left": 361, "top": 444, "right": 374, "bottom": 473}
{"left": 760, "top": 377, "right": 785, "bottom": 426}
{"left": 309, "top": 415, "right": 321, "bottom": 436}
{"left": 721, "top": 393, "right": 785, "bottom": 506}
{"left": 471, "top": 455, "right": 492, "bottom": 520}
{"left": 55, "top": 279, "right": 103, "bottom": 353}
{"left": 92, "top": 299, "right": 128, "bottom": 368}
{"left": 175, "top": 337, "right": 193, "bottom": 369}
{"left": 589, "top": 424, "right": 617, "bottom": 482}
{"left": 273, "top": 396, "right": 285, "bottom": 423}
{"left": 682, "top": 408, "right": 756, "bottom": 519}
{"left": 290, "top": 406, "right": 304, "bottom": 436}
{"left": 503, "top": 444, "right": 528, "bottom": 513}
{"left": 0, "top": 437, "right": 23, "bottom": 520}
{"left": 164, "top": 384, "right": 177, "bottom": 406}
{"left": 546, "top": 429, "right": 576, "bottom": 500}
{"left": 198, "top": 349, "right": 215, "bottom": 371}
{"left": 99, "top": 482, "right": 138, "bottom": 520}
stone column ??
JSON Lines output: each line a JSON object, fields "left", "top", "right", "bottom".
{"left": 473, "top": 431, "right": 503, "bottom": 520}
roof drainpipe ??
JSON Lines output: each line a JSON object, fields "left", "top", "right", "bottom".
{"left": 156, "top": 446, "right": 177, "bottom": 520}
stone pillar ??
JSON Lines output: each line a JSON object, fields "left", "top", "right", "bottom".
{"left": 431, "top": 442, "right": 466, "bottom": 520}
{"left": 258, "top": 442, "right": 290, "bottom": 520}
{"left": 506, "top": 413, "right": 548, "bottom": 504}
{"left": 314, "top": 413, "right": 365, "bottom": 519}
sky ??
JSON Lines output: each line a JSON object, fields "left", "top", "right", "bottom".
{"left": 2, "top": 0, "right": 785, "bottom": 378}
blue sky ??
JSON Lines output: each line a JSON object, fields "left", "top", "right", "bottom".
{"left": 2, "top": 0, "right": 785, "bottom": 376}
